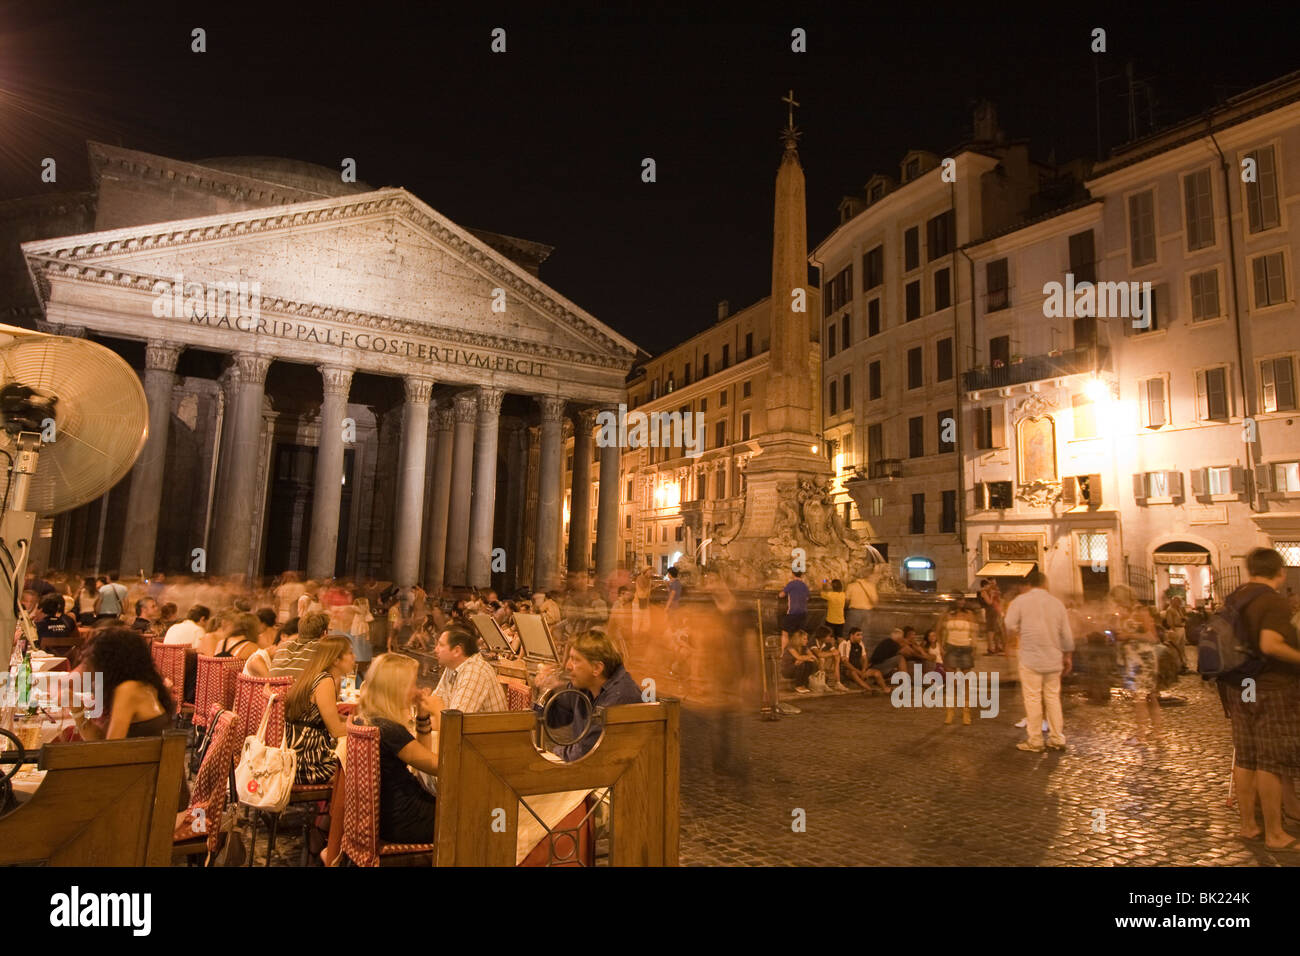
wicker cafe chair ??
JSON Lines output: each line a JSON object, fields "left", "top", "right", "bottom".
{"left": 246, "top": 692, "right": 336, "bottom": 866}
{"left": 501, "top": 679, "right": 532, "bottom": 712}
{"left": 340, "top": 722, "right": 434, "bottom": 866}
{"left": 194, "top": 656, "right": 241, "bottom": 732}
{"left": 151, "top": 642, "right": 192, "bottom": 725}
{"left": 233, "top": 674, "right": 291, "bottom": 745}
{"left": 174, "top": 705, "right": 240, "bottom": 864}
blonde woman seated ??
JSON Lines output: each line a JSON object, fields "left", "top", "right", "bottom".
{"left": 284, "top": 635, "right": 354, "bottom": 784}
{"left": 356, "top": 653, "right": 439, "bottom": 844}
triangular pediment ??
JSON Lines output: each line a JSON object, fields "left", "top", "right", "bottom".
{"left": 22, "top": 188, "right": 638, "bottom": 366}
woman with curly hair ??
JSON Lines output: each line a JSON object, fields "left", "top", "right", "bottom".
{"left": 71, "top": 627, "right": 175, "bottom": 740}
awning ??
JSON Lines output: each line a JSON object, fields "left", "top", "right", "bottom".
{"left": 977, "top": 561, "right": 1035, "bottom": 577}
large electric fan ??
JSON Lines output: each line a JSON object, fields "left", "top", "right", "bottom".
{"left": 0, "top": 323, "right": 148, "bottom": 664}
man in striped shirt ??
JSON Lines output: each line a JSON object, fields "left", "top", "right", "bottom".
{"left": 269, "top": 611, "right": 331, "bottom": 679}
{"left": 428, "top": 624, "right": 507, "bottom": 730}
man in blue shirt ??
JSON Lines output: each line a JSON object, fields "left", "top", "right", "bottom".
{"left": 780, "top": 570, "right": 811, "bottom": 647}
{"left": 534, "top": 631, "right": 644, "bottom": 761}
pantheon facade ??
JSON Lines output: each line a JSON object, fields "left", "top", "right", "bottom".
{"left": 5, "top": 143, "right": 639, "bottom": 592}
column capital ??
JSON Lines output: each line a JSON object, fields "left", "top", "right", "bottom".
{"left": 319, "top": 364, "right": 354, "bottom": 398}
{"left": 233, "top": 352, "right": 272, "bottom": 385}
{"left": 536, "top": 394, "right": 567, "bottom": 423}
{"left": 144, "top": 340, "right": 183, "bottom": 372}
{"left": 435, "top": 401, "right": 456, "bottom": 431}
{"left": 402, "top": 375, "right": 435, "bottom": 405}
{"left": 575, "top": 406, "right": 601, "bottom": 432}
{"left": 476, "top": 386, "right": 506, "bottom": 417}
{"left": 452, "top": 391, "right": 478, "bottom": 423}
{"left": 35, "top": 320, "right": 86, "bottom": 338}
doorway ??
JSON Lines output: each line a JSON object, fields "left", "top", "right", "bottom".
{"left": 262, "top": 443, "right": 354, "bottom": 577}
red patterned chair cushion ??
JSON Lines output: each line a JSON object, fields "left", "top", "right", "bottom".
{"left": 176, "top": 705, "right": 240, "bottom": 854}
{"left": 233, "top": 675, "right": 290, "bottom": 745}
{"left": 341, "top": 723, "right": 382, "bottom": 867}
{"left": 195, "top": 657, "right": 242, "bottom": 730}
{"left": 150, "top": 643, "right": 187, "bottom": 706}
{"left": 502, "top": 680, "right": 531, "bottom": 712}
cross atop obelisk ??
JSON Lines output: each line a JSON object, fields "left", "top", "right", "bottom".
{"left": 781, "top": 89, "right": 801, "bottom": 149}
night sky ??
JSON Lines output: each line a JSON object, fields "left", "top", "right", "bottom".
{"left": 1, "top": 2, "right": 1296, "bottom": 354}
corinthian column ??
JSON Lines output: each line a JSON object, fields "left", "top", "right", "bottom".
{"left": 120, "top": 340, "right": 183, "bottom": 577}
{"left": 423, "top": 402, "right": 455, "bottom": 591}
{"left": 212, "top": 352, "right": 271, "bottom": 579}
{"left": 467, "top": 387, "right": 505, "bottom": 589}
{"left": 566, "top": 408, "right": 597, "bottom": 575}
{"left": 306, "top": 364, "right": 353, "bottom": 579}
{"left": 444, "top": 392, "right": 477, "bottom": 587}
{"left": 595, "top": 406, "right": 621, "bottom": 585}
{"left": 392, "top": 375, "right": 434, "bottom": 588}
{"left": 534, "top": 395, "right": 567, "bottom": 593}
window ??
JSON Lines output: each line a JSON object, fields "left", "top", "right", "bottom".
{"left": 1196, "top": 367, "right": 1230, "bottom": 421}
{"left": 941, "top": 490, "right": 957, "bottom": 533}
{"left": 825, "top": 264, "right": 853, "bottom": 315}
{"left": 842, "top": 373, "right": 852, "bottom": 409}
{"left": 721, "top": 344, "right": 730, "bottom": 368}
{"left": 980, "top": 481, "right": 1013, "bottom": 509}
{"left": 989, "top": 335, "right": 1010, "bottom": 367}
{"left": 1270, "top": 462, "right": 1300, "bottom": 493}
{"left": 625, "top": 514, "right": 631, "bottom": 530}
{"left": 936, "top": 338, "right": 953, "bottom": 382}
{"left": 1077, "top": 532, "right": 1108, "bottom": 564}
{"left": 715, "top": 420, "right": 726, "bottom": 448}
{"left": 927, "top": 210, "right": 955, "bottom": 261}
{"left": 867, "top": 423, "right": 883, "bottom": 462}
{"left": 1130, "top": 284, "right": 1161, "bottom": 333}
{"left": 1139, "top": 377, "right": 1168, "bottom": 428}
{"left": 934, "top": 267, "right": 951, "bottom": 311}
{"left": 741, "top": 411, "right": 751, "bottom": 441}
{"left": 867, "top": 298, "right": 881, "bottom": 337}
{"left": 1074, "top": 315, "right": 1098, "bottom": 349}
{"left": 1134, "top": 470, "right": 1184, "bottom": 500}
{"left": 1191, "top": 465, "right": 1242, "bottom": 497}
{"left": 870, "top": 496, "right": 884, "bottom": 517}
{"left": 717, "top": 468, "right": 727, "bottom": 499}
{"left": 1252, "top": 252, "right": 1287, "bottom": 308}
{"left": 675, "top": 525, "right": 684, "bottom": 542}
{"left": 719, "top": 389, "right": 728, "bottom": 407}
{"left": 1184, "top": 168, "right": 1215, "bottom": 251}
{"left": 869, "top": 361, "right": 882, "bottom": 400}
{"left": 566, "top": 454, "right": 573, "bottom": 471}
{"left": 937, "top": 409, "right": 955, "bottom": 452}
{"left": 742, "top": 380, "right": 751, "bottom": 398}
{"left": 910, "top": 493, "right": 925, "bottom": 534}
{"left": 907, "top": 347, "right": 923, "bottom": 389}
{"left": 1244, "top": 145, "right": 1280, "bottom": 233}
{"left": 1062, "top": 475, "right": 1103, "bottom": 509}
{"left": 1261, "top": 356, "right": 1297, "bottom": 412}
{"left": 625, "top": 479, "right": 633, "bottom": 501}
{"left": 986, "top": 258, "right": 1009, "bottom": 311}
{"left": 827, "top": 323, "right": 837, "bottom": 358}
{"left": 908, "top": 416, "right": 924, "bottom": 458}
{"left": 863, "top": 246, "right": 884, "bottom": 290}
{"left": 904, "top": 227, "right": 920, "bottom": 272}
{"left": 1073, "top": 393, "right": 1097, "bottom": 439}
{"left": 973, "top": 406, "right": 1005, "bottom": 450}
{"left": 1068, "top": 230, "right": 1096, "bottom": 285}
{"left": 905, "top": 280, "right": 922, "bottom": 321}
{"left": 650, "top": 380, "right": 659, "bottom": 400}
{"left": 1128, "top": 189, "right": 1157, "bottom": 266}
{"left": 841, "top": 314, "right": 850, "bottom": 349}
{"left": 665, "top": 373, "right": 675, "bottom": 393}
{"left": 904, "top": 158, "right": 921, "bottom": 181}
{"left": 1190, "top": 269, "right": 1222, "bottom": 321}
{"left": 683, "top": 363, "right": 691, "bottom": 386}
{"left": 744, "top": 332, "right": 754, "bottom": 359}
{"left": 829, "top": 380, "right": 838, "bottom": 415}
{"left": 702, "top": 353, "right": 710, "bottom": 377}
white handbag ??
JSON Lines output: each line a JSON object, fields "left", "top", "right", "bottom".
{"left": 235, "top": 695, "right": 297, "bottom": 813}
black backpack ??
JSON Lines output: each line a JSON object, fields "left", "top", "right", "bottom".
{"left": 1196, "top": 585, "right": 1269, "bottom": 681}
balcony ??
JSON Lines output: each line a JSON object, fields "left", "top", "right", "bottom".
{"left": 850, "top": 459, "right": 903, "bottom": 481}
{"left": 962, "top": 345, "right": 1107, "bottom": 392}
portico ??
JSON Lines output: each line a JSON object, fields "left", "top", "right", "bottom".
{"left": 22, "top": 158, "right": 638, "bottom": 591}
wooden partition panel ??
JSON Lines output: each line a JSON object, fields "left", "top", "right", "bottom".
{"left": 0, "top": 732, "right": 187, "bottom": 867}
{"left": 435, "top": 699, "right": 679, "bottom": 867}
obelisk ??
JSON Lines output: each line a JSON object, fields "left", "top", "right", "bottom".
{"left": 715, "top": 93, "right": 849, "bottom": 590}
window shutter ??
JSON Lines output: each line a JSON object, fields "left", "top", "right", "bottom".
{"left": 1195, "top": 370, "right": 1208, "bottom": 420}
{"left": 975, "top": 483, "right": 987, "bottom": 510}
{"left": 1278, "top": 357, "right": 1297, "bottom": 411}
{"left": 1230, "top": 465, "right": 1245, "bottom": 494}
{"left": 1189, "top": 467, "right": 1206, "bottom": 496}
{"left": 1148, "top": 378, "right": 1167, "bottom": 427}
{"left": 1138, "top": 379, "right": 1148, "bottom": 426}
{"left": 1087, "top": 474, "right": 1103, "bottom": 507}
{"left": 1168, "top": 470, "right": 1184, "bottom": 499}
{"left": 1255, "top": 463, "right": 1274, "bottom": 493}
{"left": 972, "top": 409, "right": 987, "bottom": 450}
{"left": 1133, "top": 473, "right": 1148, "bottom": 501}
{"left": 990, "top": 408, "right": 1005, "bottom": 448}
{"left": 1261, "top": 359, "right": 1277, "bottom": 413}
{"left": 1154, "top": 283, "right": 1170, "bottom": 329}
{"left": 1060, "top": 476, "right": 1077, "bottom": 507}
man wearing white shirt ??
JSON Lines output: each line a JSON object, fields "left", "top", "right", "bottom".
{"left": 1003, "top": 571, "right": 1074, "bottom": 753}
{"left": 163, "top": 605, "right": 211, "bottom": 647}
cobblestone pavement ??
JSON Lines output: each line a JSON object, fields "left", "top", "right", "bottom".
{"left": 677, "top": 672, "right": 1296, "bottom": 867}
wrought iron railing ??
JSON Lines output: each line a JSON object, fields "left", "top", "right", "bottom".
{"left": 963, "top": 345, "right": 1107, "bottom": 392}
